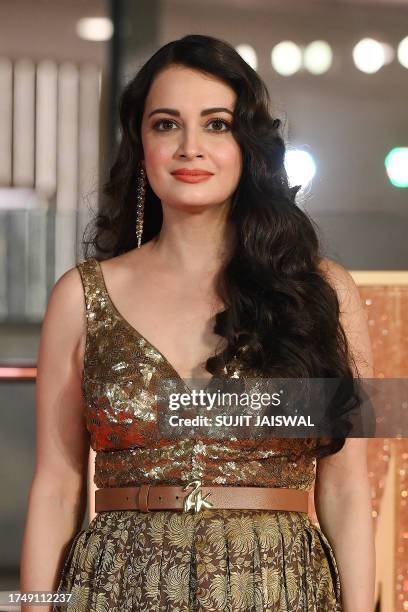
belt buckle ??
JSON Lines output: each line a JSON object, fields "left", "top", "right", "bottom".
{"left": 182, "top": 479, "right": 214, "bottom": 513}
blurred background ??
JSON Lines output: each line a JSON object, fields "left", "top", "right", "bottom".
{"left": 0, "top": 0, "right": 407, "bottom": 610}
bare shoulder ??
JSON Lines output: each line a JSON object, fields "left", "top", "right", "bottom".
{"left": 317, "top": 256, "right": 374, "bottom": 377}
{"left": 101, "top": 245, "right": 149, "bottom": 267}
{"left": 41, "top": 264, "right": 86, "bottom": 360}
{"left": 98, "top": 245, "right": 154, "bottom": 284}
{"left": 317, "top": 256, "right": 358, "bottom": 307}
{"left": 48, "top": 265, "right": 84, "bottom": 318}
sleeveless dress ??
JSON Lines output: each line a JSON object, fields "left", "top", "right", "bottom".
{"left": 53, "top": 257, "right": 342, "bottom": 612}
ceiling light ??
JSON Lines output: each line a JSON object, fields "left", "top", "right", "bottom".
{"left": 76, "top": 17, "right": 113, "bottom": 42}
{"left": 303, "top": 41, "right": 333, "bottom": 75}
{"left": 271, "top": 41, "right": 302, "bottom": 76}
{"left": 236, "top": 44, "right": 258, "bottom": 71}
{"left": 352, "top": 38, "right": 385, "bottom": 74}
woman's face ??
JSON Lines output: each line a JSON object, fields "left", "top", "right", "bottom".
{"left": 140, "top": 64, "right": 242, "bottom": 211}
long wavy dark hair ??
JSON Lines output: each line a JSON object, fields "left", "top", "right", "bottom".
{"left": 84, "top": 34, "right": 363, "bottom": 460}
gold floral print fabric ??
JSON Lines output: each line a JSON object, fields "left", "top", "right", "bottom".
{"left": 53, "top": 258, "right": 342, "bottom": 611}
{"left": 55, "top": 509, "right": 341, "bottom": 612}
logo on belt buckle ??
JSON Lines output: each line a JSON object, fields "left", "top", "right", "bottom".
{"left": 182, "top": 479, "right": 213, "bottom": 513}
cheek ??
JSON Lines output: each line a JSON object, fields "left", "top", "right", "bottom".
{"left": 141, "top": 127, "right": 173, "bottom": 168}
{"left": 143, "top": 141, "right": 173, "bottom": 168}
{"left": 215, "top": 142, "right": 242, "bottom": 179}
{"left": 214, "top": 143, "right": 241, "bottom": 169}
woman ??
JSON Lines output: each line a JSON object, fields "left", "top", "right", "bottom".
{"left": 21, "top": 34, "right": 375, "bottom": 611}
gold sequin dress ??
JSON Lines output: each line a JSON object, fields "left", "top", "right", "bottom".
{"left": 54, "top": 258, "right": 342, "bottom": 612}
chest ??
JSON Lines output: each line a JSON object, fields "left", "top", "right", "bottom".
{"left": 142, "top": 317, "right": 221, "bottom": 377}
{"left": 108, "top": 279, "right": 226, "bottom": 379}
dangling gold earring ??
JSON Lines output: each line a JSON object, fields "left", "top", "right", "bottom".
{"left": 136, "top": 163, "right": 146, "bottom": 248}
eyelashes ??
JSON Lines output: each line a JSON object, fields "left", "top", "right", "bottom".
{"left": 152, "top": 118, "right": 232, "bottom": 133}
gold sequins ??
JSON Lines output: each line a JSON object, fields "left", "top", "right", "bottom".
{"left": 77, "top": 257, "right": 317, "bottom": 493}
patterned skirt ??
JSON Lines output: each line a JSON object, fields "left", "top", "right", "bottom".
{"left": 53, "top": 509, "right": 342, "bottom": 612}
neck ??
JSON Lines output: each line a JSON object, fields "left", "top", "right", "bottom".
{"left": 150, "top": 201, "right": 233, "bottom": 275}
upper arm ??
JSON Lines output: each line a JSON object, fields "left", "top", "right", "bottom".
{"left": 34, "top": 266, "right": 89, "bottom": 498}
{"left": 314, "top": 258, "right": 374, "bottom": 501}
{"left": 318, "top": 257, "right": 374, "bottom": 378}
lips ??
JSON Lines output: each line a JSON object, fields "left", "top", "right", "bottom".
{"left": 171, "top": 169, "right": 214, "bottom": 176}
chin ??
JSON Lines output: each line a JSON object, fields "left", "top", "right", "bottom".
{"left": 169, "top": 199, "right": 219, "bottom": 212}
{"left": 177, "top": 200, "right": 215, "bottom": 210}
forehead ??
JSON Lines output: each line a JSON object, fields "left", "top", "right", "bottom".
{"left": 144, "top": 65, "right": 236, "bottom": 111}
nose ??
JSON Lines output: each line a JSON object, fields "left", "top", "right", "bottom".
{"left": 175, "top": 125, "right": 204, "bottom": 159}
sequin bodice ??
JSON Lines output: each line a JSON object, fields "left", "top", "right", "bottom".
{"left": 77, "top": 258, "right": 317, "bottom": 490}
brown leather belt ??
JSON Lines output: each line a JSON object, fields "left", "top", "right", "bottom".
{"left": 95, "top": 479, "right": 309, "bottom": 514}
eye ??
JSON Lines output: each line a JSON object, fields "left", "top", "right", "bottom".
{"left": 152, "top": 119, "right": 178, "bottom": 131}
{"left": 207, "top": 118, "right": 231, "bottom": 132}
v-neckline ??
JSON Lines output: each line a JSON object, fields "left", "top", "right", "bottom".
{"left": 93, "top": 258, "right": 219, "bottom": 395}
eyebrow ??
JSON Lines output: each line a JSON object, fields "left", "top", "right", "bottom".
{"left": 147, "top": 107, "right": 234, "bottom": 118}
